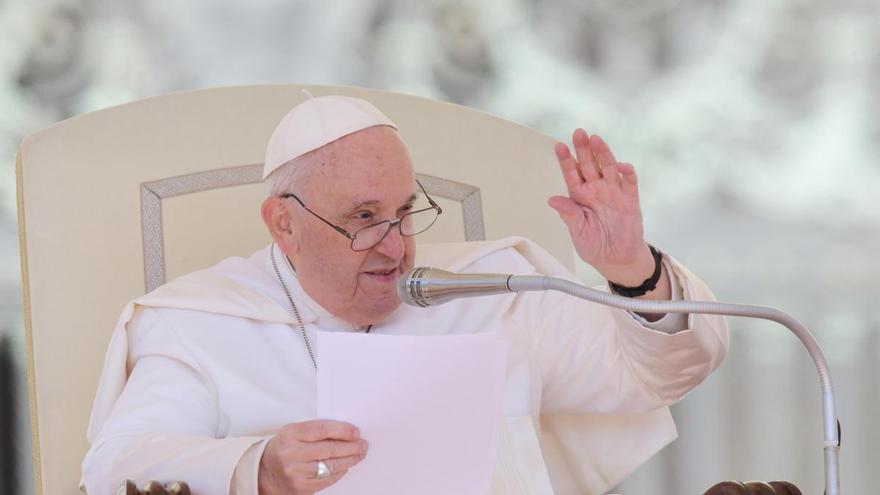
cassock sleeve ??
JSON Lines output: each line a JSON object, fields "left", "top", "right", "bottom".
{"left": 81, "top": 308, "right": 264, "bottom": 495}
{"left": 230, "top": 439, "right": 270, "bottom": 495}
{"left": 623, "top": 257, "right": 688, "bottom": 333}
{"left": 522, "top": 253, "right": 729, "bottom": 415}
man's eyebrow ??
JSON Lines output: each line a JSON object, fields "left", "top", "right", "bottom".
{"left": 342, "top": 194, "right": 419, "bottom": 214}
{"left": 344, "top": 200, "right": 380, "bottom": 212}
{"left": 402, "top": 193, "right": 418, "bottom": 206}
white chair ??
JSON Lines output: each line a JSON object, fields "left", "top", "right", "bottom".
{"left": 16, "top": 84, "right": 573, "bottom": 494}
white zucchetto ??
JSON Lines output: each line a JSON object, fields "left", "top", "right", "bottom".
{"left": 263, "top": 93, "right": 398, "bottom": 179}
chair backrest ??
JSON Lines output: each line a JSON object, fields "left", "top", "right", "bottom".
{"left": 16, "top": 84, "right": 574, "bottom": 494}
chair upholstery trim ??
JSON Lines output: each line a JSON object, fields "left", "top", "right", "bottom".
{"left": 17, "top": 151, "right": 44, "bottom": 495}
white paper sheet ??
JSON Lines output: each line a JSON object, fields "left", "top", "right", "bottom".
{"left": 316, "top": 331, "right": 508, "bottom": 495}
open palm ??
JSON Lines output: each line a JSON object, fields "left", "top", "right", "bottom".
{"left": 548, "top": 128, "right": 649, "bottom": 280}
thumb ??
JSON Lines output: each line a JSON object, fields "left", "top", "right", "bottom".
{"left": 548, "top": 196, "right": 586, "bottom": 231}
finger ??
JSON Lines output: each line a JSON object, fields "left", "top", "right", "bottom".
{"left": 302, "top": 438, "right": 369, "bottom": 462}
{"left": 548, "top": 196, "right": 587, "bottom": 233}
{"left": 572, "top": 128, "right": 602, "bottom": 182}
{"left": 319, "top": 454, "right": 366, "bottom": 477}
{"left": 555, "top": 142, "right": 584, "bottom": 190}
{"left": 617, "top": 162, "right": 639, "bottom": 196}
{"left": 590, "top": 135, "right": 621, "bottom": 187}
{"left": 307, "top": 470, "right": 347, "bottom": 492}
{"left": 293, "top": 420, "right": 360, "bottom": 442}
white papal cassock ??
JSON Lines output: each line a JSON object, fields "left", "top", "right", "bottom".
{"left": 82, "top": 237, "right": 728, "bottom": 495}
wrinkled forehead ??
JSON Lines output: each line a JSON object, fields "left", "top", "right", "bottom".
{"left": 309, "top": 127, "right": 417, "bottom": 209}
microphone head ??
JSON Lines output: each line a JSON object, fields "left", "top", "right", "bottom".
{"left": 397, "top": 266, "right": 442, "bottom": 307}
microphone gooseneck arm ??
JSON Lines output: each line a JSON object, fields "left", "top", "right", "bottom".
{"left": 399, "top": 268, "right": 840, "bottom": 495}
{"left": 509, "top": 275, "right": 840, "bottom": 495}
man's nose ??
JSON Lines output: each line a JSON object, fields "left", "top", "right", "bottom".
{"left": 373, "top": 224, "right": 405, "bottom": 260}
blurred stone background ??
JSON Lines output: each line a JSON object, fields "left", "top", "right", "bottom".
{"left": 2, "top": 0, "right": 879, "bottom": 493}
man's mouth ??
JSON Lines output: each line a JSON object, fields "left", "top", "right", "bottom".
{"left": 364, "top": 268, "right": 398, "bottom": 277}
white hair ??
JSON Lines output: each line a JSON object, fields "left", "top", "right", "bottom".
{"left": 264, "top": 153, "right": 318, "bottom": 198}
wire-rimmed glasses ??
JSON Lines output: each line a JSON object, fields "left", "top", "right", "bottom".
{"left": 279, "top": 179, "right": 443, "bottom": 251}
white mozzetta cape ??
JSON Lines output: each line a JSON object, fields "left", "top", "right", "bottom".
{"left": 83, "top": 237, "right": 728, "bottom": 495}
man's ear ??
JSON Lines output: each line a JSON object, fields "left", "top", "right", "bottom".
{"left": 261, "top": 197, "right": 298, "bottom": 255}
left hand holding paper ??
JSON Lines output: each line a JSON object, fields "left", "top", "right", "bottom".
{"left": 258, "top": 419, "right": 368, "bottom": 495}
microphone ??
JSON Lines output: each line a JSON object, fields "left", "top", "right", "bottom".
{"left": 397, "top": 267, "right": 587, "bottom": 307}
{"left": 396, "top": 266, "right": 841, "bottom": 495}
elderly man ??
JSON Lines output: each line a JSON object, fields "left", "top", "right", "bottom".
{"left": 82, "top": 95, "right": 728, "bottom": 495}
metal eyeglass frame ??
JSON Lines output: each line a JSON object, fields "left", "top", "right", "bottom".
{"left": 278, "top": 179, "right": 443, "bottom": 252}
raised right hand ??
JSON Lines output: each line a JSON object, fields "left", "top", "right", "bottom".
{"left": 258, "top": 419, "right": 368, "bottom": 495}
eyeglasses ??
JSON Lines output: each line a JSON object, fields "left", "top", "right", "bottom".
{"left": 279, "top": 179, "right": 443, "bottom": 251}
